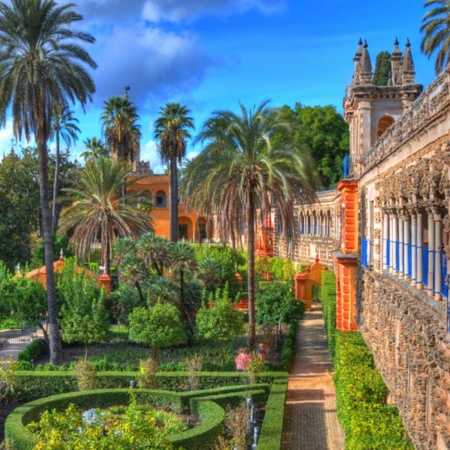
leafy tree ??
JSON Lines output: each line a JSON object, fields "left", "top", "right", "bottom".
{"left": 373, "top": 51, "right": 391, "bottom": 86}
{"left": 129, "top": 303, "right": 187, "bottom": 363}
{"left": 8, "top": 276, "right": 49, "bottom": 341}
{"left": 421, "top": 0, "right": 450, "bottom": 74}
{"left": 154, "top": 102, "right": 194, "bottom": 242}
{"left": 51, "top": 106, "right": 80, "bottom": 229}
{"left": 286, "top": 103, "right": 350, "bottom": 188}
{"left": 0, "top": 263, "right": 12, "bottom": 322}
{"left": 109, "top": 283, "right": 140, "bottom": 326}
{"left": 195, "top": 285, "right": 246, "bottom": 358}
{"left": 256, "top": 282, "right": 304, "bottom": 327}
{"left": 101, "top": 95, "right": 141, "bottom": 163}
{"left": 181, "top": 100, "right": 315, "bottom": 349}
{"left": 58, "top": 157, "right": 153, "bottom": 275}
{"left": 0, "top": 148, "right": 41, "bottom": 270}
{"left": 59, "top": 258, "right": 110, "bottom": 360}
{"left": 0, "top": 0, "right": 97, "bottom": 365}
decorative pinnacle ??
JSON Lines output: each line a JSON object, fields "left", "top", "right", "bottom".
{"left": 406, "top": 38, "right": 411, "bottom": 47}
{"left": 363, "top": 39, "right": 368, "bottom": 49}
{"left": 358, "top": 37, "right": 363, "bottom": 46}
{"left": 394, "top": 37, "right": 399, "bottom": 46}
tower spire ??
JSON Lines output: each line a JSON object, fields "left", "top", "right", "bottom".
{"left": 352, "top": 38, "right": 364, "bottom": 85}
{"left": 402, "top": 39, "right": 415, "bottom": 85}
{"left": 359, "top": 40, "right": 373, "bottom": 84}
{"left": 390, "top": 37, "right": 403, "bottom": 86}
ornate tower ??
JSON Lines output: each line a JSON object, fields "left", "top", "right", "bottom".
{"left": 343, "top": 39, "right": 423, "bottom": 178}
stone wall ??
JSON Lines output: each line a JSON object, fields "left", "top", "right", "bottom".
{"left": 358, "top": 270, "right": 450, "bottom": 449}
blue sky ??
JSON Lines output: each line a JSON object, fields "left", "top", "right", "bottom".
{"left": 0, "top": 0, "right": 440, "bottom": 172}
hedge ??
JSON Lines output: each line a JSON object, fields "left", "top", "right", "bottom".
{"left": 333, "top": 332, "right": 414, "bottom": 450}
{"left": 5, "top": 385, "right": 271, "bottom": 450}
{"left": 257, "top": 378, "right": 288, "bottom": 450}
{"left": 279, "top": 319, "right": 298, "bottom": 371}
{"left": 13, "top": 371, "right": 286, "bottom": 402}
{"left": 319, "top": 269, "right": 337, "bottom": 360}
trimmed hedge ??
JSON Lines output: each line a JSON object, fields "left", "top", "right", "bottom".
{"left": 279, "top": 319, "right": 298, "bottom": 371}
{"left": 257, "top": 378, "right": 288, "bottom": 450}
{"left": 319, "top": 269, "right": 337, "bottom": 360}
{"left": 13, "top": 370, "right": 285, "bottom": 402}
{"left": 333, "top": 332, "right": 414, "bottom": 450}
{"left": 6, "top": 386, "right": 270, "bottom": 450}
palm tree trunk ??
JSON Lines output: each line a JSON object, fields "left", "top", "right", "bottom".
{"left": 38, "top": 142, "right": 62, "bottom": 366}
{"left": 170, "top": 157, "right": 178, "bottom": 242}
{"left": 247, "top": 190, "right": 256, "bottom": 351}
{"left": 104, "top": 231, "right": 111, "bottom": 275}
{"left": 51, "top": 131, "right": 60, "bottom": 230}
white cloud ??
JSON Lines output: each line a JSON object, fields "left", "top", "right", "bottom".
{"left": 141, "top": 139, "right": 166, "bottom": 174}
{"left": 66, "top": 0, "right": 285, "bottom": 24}
{"left": 143, "top": 0, "right": 285, "bottom": 23}
{"left": 92, "top": 24, "right": 215, "bottom": 110}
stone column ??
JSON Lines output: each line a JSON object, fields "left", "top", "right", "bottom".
{"left": 391, "top": 211, "right": 398, "bottom": 275}
{"left": 383, "top": 211, "right": 389, "bottom": 271}
{"left": 398, "top": 213, "right": 404, "bottom": 279}
{"left": 434, "top": 209, "right": 443, "bottom": 302}
{"left": 417, "top": 210, "right": 424, "bottom": 290}
{"left": 411, "top": 212, "right": 417, "bottom": 286}
{"left": 428, "top": 210, "right": 435, "bottom": 297}
{"left": 403, "top": 213, "right": 410, "bottom": 280}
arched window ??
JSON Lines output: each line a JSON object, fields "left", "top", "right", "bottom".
{"left": 154, "top": 190, "right": 167, "bottom": 208}
{"left": 377, "top": 115, "right": 395, "bottom": 137}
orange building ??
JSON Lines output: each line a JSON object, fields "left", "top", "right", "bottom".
{"left": 127, "top": 162, "right": 212, "bottom": 242}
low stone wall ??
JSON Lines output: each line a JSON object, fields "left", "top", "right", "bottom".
{"left": 358, "top": 270, "right": 450, "bottom": 450}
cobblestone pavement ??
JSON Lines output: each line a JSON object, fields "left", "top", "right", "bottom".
{"left": 282, "top": 303, "right": 345, "bottom": 450}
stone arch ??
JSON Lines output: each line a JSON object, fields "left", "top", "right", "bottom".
{"left": 377, "top": 115, "right": 395, "bottom": 137}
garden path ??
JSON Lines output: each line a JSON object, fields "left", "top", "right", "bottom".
{"left": 282, "top": 302, "right": 345, "bottom": 450}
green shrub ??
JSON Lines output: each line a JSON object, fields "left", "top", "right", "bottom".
{"left": 17, "top": 338, "right": 47, "bottom": 363}
{"left": 279, "top": 319, "right": 298, "bottom": 371}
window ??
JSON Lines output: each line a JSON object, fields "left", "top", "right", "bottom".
{"left": 179, "top": 224, "right": 188, "bottom": 240}
{"left": 154, "top": 190, "right": 167, "bottom": 208}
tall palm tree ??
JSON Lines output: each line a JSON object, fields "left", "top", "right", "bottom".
{"left": 101, "top": 95, "right": 141, "bottom": 163}
{"left": 80, "top": 137, "right": 109, "bottom": 162}
{"left": 181, "top": 100, "right": 315, "bottom": 349}
{"left": 0, "top": 0, "right": 96, "bottom": 365}
{"left": 58, "top": 157, "right": 153, "bottom": 276}
{"left": 51, "top": 106, "right": 80, "bottom": 229}
{"left": 421, "top": 0, "right": 450, "bottom": 74}
{"left": 154, "top": 103, "right": 194, "bottom": 242}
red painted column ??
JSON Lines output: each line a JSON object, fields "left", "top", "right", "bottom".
{"left": 333, "top": 180, "right": 359, "bottom": 332}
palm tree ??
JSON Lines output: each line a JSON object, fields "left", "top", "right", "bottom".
{"left": 154, "top": 103, "right": 194, "bottom": 242}
{"left": 0, "top": 0, "right": 96, "bottom": 365}
{"left": 101, "top": 95, "right": 141, "bottom": 163}
{"left": 421, "top": 0, "right": 450, "bottom": 74}
{"left": 167, "top": 241, "right": 197, "bottom": 326}
{"left": 58, "top": 157, "right": 153, "bottom": 276}
{"left": 80, "top": 137, "right": 109, "bottom": 162}
{"left": 137, "top": 232, "right": 171, "bottom": 277}
{"left": 181, "top": 100, "right": 315, "bottom": 349}
{"left": 51, "top": 106, "right": 80, "bottom": 229}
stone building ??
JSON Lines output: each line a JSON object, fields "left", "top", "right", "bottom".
{"left": 275, "top": 39, "right": 450, "bottom": 449}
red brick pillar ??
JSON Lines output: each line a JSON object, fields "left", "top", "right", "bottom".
{"left": 333, "top": 180, "right": 359, "bottom": 332}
